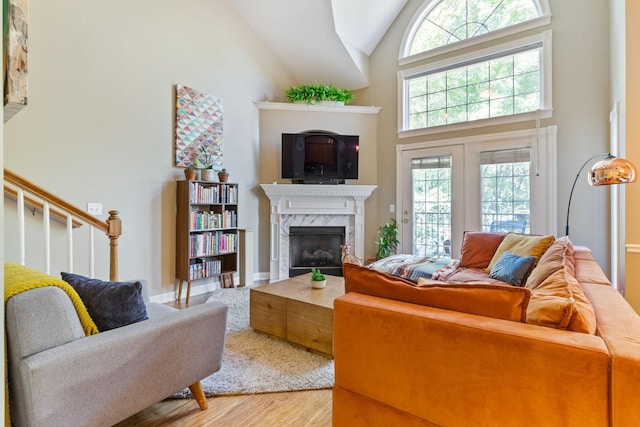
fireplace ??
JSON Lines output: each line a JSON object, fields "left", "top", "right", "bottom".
{"left": 289, "top": 226, "right": 345, "bottom": 277}
{"left": 261, "top": 184, "right": 376, "bottom": 282}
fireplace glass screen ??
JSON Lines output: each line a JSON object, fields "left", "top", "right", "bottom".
{"left": 289, "top": 226, "right": 345, "bottom": 277}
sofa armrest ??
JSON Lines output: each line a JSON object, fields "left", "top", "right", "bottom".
{"left": 334, "top": 292, "right": 610, "bottom": 427}
{"left": 15, "top": 301, "right": 227, "bottom": 427}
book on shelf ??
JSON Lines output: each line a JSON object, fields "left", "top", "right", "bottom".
{"left": 189, "top": 182, "right": 238, "bottom": 204}
{"left": 190, "top": 210, "right": 237, "bottom": 230}
{"left": 189, "top": 231, "right": 238, "bottom": 257}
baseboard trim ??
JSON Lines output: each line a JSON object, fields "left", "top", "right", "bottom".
{"left": 150, "top": 272, "right": 267, "bottom": 303}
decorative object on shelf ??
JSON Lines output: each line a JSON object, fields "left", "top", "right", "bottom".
{"left": 184, "top": 165, "right": 197, "bottom": 181}
{"left": 341, "top": 244, "right": 362, "bottom": 266}
{"left": 175, "top": 84, "right": 224, "bottom": 170}
{"left": 565, "top": 153, "right": 637, "bottom": 236}
{"left": 218, "top": 168, "right": 229, "bottom": 183}
{"left": 374, "top": 219, "right": 400, "bottom": 260}
{"left": 285, "top": 82, "right": 354, "bottom": 105}
{"left": 310, "top": 268, "right": 326, "bottom": 289}
{"left": 198, "top": 145, "right": 217, "bottom": 181}
{"left": 201, "top": 169, "right": 216, "bottom": 181}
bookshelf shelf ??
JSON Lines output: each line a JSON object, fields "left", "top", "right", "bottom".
{"left": 176, "top": 180, "right": 239, "bottom": 303}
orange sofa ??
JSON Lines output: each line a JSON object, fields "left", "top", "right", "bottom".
{"left": 333, "top": 242, "right": 640, "bottom": 426}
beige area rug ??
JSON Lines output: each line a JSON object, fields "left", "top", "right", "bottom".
{"left": 172, "top": 286, "right": 334, "bottom": 397}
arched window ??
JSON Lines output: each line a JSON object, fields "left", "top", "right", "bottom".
{"left": 398, "top": 0, "right": 551, "bottom": 136}
{"left": 407, "top": 0, "right": 543, "bottom": 56}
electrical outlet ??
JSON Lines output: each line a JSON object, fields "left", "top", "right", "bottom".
{"left": 389, "top": 204, "right": 395, "bottom": 213}
{"left": 87, "top": 203, "right": 103, "bottom": 216}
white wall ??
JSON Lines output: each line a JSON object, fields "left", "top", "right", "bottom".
{"left": 355, "top": 0, "right": 614, "bottom": 270}
{"left": 4, "top": 0, "right": 295, "bottom": 297}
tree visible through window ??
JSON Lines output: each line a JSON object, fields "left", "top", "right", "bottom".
{"left": 409, "top": 0, "right": 539, "bottom": 55}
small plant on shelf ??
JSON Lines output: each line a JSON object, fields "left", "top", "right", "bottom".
{"left": 285, "top": 82, "right": 354, "bottom": 105}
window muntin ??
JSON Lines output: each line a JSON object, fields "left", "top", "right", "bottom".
{"left": 406, "top": 46, "right": 540, "bottom": 130}
{"left": 412, "top": 155, "right": 452, "bottom": 258}
{"left": 409, "top": 0, "right": 540, "bottom": 56}
{"left": 480, "top": 148, "right": 531, "bottom": 234}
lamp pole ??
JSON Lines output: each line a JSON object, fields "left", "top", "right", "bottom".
{"left": 565, "top": 153, "right": 610, "bottom": 237}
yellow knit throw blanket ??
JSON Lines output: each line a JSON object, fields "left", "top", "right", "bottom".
{"left": 4, "top": 263, "right": 99, "bottom": 427}
{"left": 4, "top": 263, "right": 99, "bottom": 335}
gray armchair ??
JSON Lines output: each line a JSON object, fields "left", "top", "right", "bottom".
{"left": 6, "top": 280, "right": 228, "bottom": 427}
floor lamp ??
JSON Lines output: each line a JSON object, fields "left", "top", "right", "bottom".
{"left": 565, "top": 153, "right": 637, "bottom": 237}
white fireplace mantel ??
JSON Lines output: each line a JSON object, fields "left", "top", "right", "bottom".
{"left": 261, "top": 184, "right": 377, "bottom": 281}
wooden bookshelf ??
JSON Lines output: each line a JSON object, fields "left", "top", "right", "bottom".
{"left": 176, "top": 180, "right": 238, "bottom": 303}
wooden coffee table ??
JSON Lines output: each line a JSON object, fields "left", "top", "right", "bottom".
{"left": 249, "top": 273, "right": 345, "bottom": 357}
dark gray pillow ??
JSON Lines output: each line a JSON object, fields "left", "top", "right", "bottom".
{"left": 61, "top": 272, "right": 148, "bottom": 331}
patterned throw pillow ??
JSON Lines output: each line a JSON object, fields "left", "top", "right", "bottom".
{"left": 489, "top": 251, "right": 536, "bottom": 286}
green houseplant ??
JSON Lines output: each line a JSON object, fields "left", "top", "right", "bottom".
{"left": 198, "top": 146, "right": 216, "bottom": 181}
{"left": 310, "top": 267, "right": 327, "bottom": 288}
{"left": 374, "top": 219, "right": 400, "bottom": 260}
{"left": 285, "top": 83, "right": 354, "bottom": 105}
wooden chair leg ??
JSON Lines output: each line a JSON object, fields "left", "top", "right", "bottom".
{"left": 189, "top": 381, "right": 208, "bottom": 410}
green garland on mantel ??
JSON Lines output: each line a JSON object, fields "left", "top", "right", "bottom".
{"left": 285, "top": 83, "right": 354, "bottom": 105}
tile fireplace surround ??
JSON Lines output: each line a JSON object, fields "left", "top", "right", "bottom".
{"left": 260, "top": 184, "right": 377, "bottom": 282}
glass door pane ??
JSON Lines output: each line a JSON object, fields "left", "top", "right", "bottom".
{"left": 399, "top": 145, "right": 464, "bottom": 258}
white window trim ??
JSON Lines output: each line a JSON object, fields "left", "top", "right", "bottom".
{"left": 397, "top": 30, "right": 553, "bottom": 138}
{"left": 399, "top": 0, "right": 551, "bottom": 64}
{"left": 395, "top": 125, "right": 558, "bottom": 237}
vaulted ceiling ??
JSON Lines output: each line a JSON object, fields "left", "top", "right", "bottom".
{"left": 229, "top": 0, "right": 408, "bottom": 90}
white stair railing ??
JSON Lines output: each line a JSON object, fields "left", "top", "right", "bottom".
{"left": 4, "top": 168, "right": 122, "bottom": 280}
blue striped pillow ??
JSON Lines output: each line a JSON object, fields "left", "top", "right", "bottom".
{"left": 489, "top": 250, "right": 536, "bottom": 286}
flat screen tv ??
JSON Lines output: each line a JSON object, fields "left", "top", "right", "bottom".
{"left": 281, "top": 131, "right": 359, "bottom": 184}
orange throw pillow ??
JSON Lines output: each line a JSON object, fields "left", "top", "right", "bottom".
{"left": 526, "top": 267, "right": 596, "bottom": 334}
{"left": 343, "top": 263, "right": 530, "bottom": 322}
{"left": 460, "top": 231, "right": 506, "bottom": 269}
{"left": 525, "top": 237, "right": 572, "bottom": 290}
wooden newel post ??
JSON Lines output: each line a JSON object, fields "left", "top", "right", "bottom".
{"left": 106, "top": 210, "right": 122, "bottom": 281}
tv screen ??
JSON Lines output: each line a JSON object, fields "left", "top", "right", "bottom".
{"left": 282, "top": 132, "right": 359, "bottom": 184}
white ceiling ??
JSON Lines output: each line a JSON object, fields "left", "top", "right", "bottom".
{"left": 229, "top": 0, "right": 408, "bottom": 90}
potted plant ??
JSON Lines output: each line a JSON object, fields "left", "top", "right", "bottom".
{"left": 285, "top": 82, "right": 354, "bottom": 105}
{"left": 184, "top": 165, "right": 198, "bottom": 181}
{"left": 218, "top": 168, "right": 229, "bottom": 183}
{"left": 310, "top": 267, "right": 326, "bottom": 289}
{"left": 198, "top": 146, "right": 216, "bottom": 181}
{"left": 374, "top": 219, "right": 399, "bottom": 260}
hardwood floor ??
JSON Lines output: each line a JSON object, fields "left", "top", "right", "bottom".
{"left": 115, "top": 390, "right": 332, "bottom": 427}
{"left": 116, "top": 288, "right": 333, "bottom": 426}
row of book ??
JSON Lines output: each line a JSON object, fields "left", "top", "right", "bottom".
{"left": 189, "top": 258, "right": 223, "bottom": 280}
{"left": 190, "top": 182, "right": 238, "bottom": 204}
{"left": 189, "top": 231, "right": 238, "bottom": 257}
{"left": 191, "top": 210, "right": 237, "bottom": 230}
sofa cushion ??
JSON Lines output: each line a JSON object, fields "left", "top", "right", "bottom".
{"left": 61, "top": 272, "right": 148, "bottom": 332}
{"left": 526, "top": 267, "right": 596, "bottom": 334}
{"left": 486, "top": 233, "right": 555, "bottom": 272}
{"left": 489, "top": 251, "right": 536, "bottom": 286}
{"left": 525, "top": 236, "right": 574, "bottom": 290}
{"left": 344, "top": 263, "right": 530, "bottom": 322}
{"left": 460, "top": 231, "right": 506, "bottom": 269}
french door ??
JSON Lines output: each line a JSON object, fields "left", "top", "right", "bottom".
{"left": 396, "top": 128, "right": 555, "bottom": 260}
{"left": 399, "top": 145, "right": 465, "bottom": 258}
